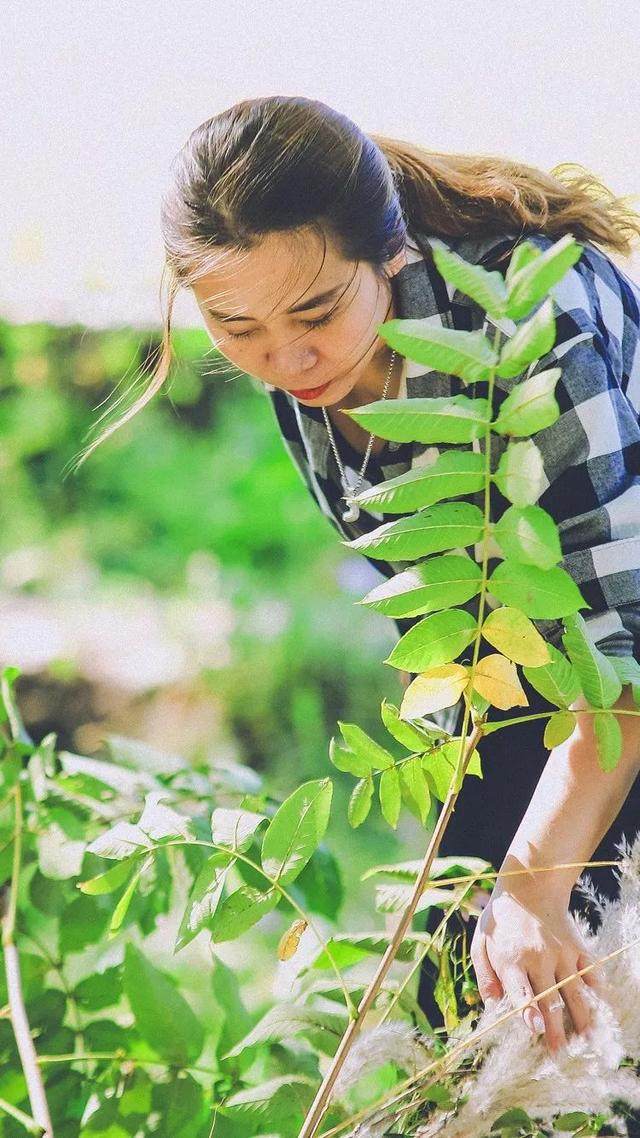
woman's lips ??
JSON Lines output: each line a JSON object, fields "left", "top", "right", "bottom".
{"left": 289, "top": 377, "right": 333, "bottom": 399}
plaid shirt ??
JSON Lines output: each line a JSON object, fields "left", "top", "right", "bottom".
{"left": 266, "top": 229, "right": 640, "bottom": 727}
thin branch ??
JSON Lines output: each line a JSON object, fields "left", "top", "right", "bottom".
{"left": 0, "top": 785, "right": 54, "bottom": 1138}
{"left": 0, "top": 1092, "right": 44, "bottom": 1136}
{"left": 298, "top": 717, "right": 486, "bottom": 1138}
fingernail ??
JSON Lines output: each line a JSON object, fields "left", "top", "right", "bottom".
{"left": 531, "top": 1012, "right": 545, "bottom": 1034}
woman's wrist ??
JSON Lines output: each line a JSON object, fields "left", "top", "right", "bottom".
{"left": 494, "top": 851, "right": 574, "bottom": 910}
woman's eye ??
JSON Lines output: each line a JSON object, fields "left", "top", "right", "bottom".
{"left": 225, "top": 310, "right": 336, "bottom": 341}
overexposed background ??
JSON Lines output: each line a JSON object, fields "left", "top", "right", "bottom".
{"left": 4, "top": 0, "right": 640, "bottom": 329}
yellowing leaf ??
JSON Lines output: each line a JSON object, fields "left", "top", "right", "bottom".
{"left": 471, "top": 654, "right": 529, "bottom": 710}
{"left": 278, "top": 918, "right": 309, "bottom": 961}
{"left": 481, "top": 606, "right": 551, "bottom": 666}
{"left": 400, "top": 664, "right": 469, "bottom": 719}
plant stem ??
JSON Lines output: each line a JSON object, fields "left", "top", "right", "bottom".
{"left": 36, "top": 1051, "right": 219, "bottom": 1077}
{"left": 0, "top": 1093, "right": 44, "bottom": 1136}
{"left": 0, "top": 785, "right": 54, "bottom": 1138}
{"left": 378, "top": 871, "right": 484, "bottom": 1026}
{"left": 297, "top": 717, "right": 486, "bottom": 1138}
{"left": 298, "top": 324, "right": 506, "bottom": 1137}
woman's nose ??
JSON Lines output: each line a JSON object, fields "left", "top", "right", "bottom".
{"left": 267, "top": 346, "right": 319, "bottom": 376}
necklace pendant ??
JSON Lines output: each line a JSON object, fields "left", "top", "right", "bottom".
{"left": 342, "top": 501, "right": 360, "bottom": 522}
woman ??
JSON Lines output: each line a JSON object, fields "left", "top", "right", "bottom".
{"left": 70, "top": 95, "right": 640, "bottom": 1059}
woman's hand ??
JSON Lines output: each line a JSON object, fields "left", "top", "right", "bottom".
{"left": 469, "top": 866, "right": 607, "bottom": 1054}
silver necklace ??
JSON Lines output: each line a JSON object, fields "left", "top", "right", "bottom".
{"left": 322, "top": 348, "right": 397, "bottom": 523}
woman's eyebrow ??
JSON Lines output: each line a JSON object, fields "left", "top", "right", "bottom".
{"left": 206, "top": 283, "right": 346, "bottom": 322}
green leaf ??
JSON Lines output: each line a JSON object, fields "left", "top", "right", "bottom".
{"left": 210, "top": 807, "right": 267, "bottom": 852}
{"left": 52, "top": 769, "right": 116, "bottom": 805}
{"left": 86, "top": 821, "right": 154, "bottom": 861}
{"left": 492, "top": 367, "right": 561, "bottom": 436}
{"left": 109, "top": 854, "right": 154, "bottom": 936}
{"left": 118, "top": 1069, "right": 153, "bottom": 1117}
{"left": 261, "top": 778, "right": 333, "bottom": 885}
{"left": 505, "top": 239, "right": 543, "bottom": 289}
{"left": 209, "top": 886, "right": 280, "bottom": 942}
{"left": 221, "top": 1002, "right": 347, "bottom": 1060}
{"left": 386, "top": 608, "right": 477, "bottom": 672}
{"left": 104, "top": 733, "right": 187, "bottom": 777}
{"left": 210, "top": 954, "right": 253, "bottom": 1062}
{"left": 493, "top": 504, "right": 562, "bottom": 568}
{"left": 496, "top": 298, "right": 556, "bottom": 379}
{"left": 175, "top": 853, "right": 233, "bottom": 952}
{"left": 377, "top": 320, "right": 498, "bottom": 383}
{"left": 544, "top": 710, "right": 577, "bottom": 749}
{"left": 78, "top": 855, "right": 140, "bottom": 895}
{"left": 519, "top": 642, "right": 582, "bottom": 711}
{"left": 337, "top": 723, "right": 394, "bottom": 770}
{"left": 123, "top": 943, "right": 205, "bottom": 1065}
{"left": 345, "top": 393, "right": 491, "bottom": 444}
{"left": 607, "top": 654, "right": 640, "bottom": 705}
{"left": 360, "top": 554, "right": 482, "bottom": 619}
{"left": 430, "top": 237, "right": 508, "bottom": 318}
{"left": 345, "top": 501, "right": 485, "bottom": 562}
{"left": 561, "top": 612, "right": 622, "bottom": 709}
{"left": 219, "top": 1074, "right": 316, "bottom": 1130}
{"left": 553, "top": 1110, "right": 591, "bottom": 1131}
{"left": 398, "top": 757, "right": 431, "bottom": 826}
{"left": 493, "top": 438, "right": 546, "bottom": 506}
{"left": 29, "top": 870, "right": 67, "bottom": 915}
{"left": 329, "top": 735, "right": 374, "bottom": 777}
{"left": 0, "top": 753, "right": 22, "bottom": 797}
{"left": 422, "top": 741, "right": 482, "bottom": 800}
{"left": 593, "top": 710, "right": 623, "bottom": 772}
{"left": 434, "top": 947, "right": 458, "bottom": 1028}
{"left": 312, "top": 931, "right": 430, "bottom": 968}
{"left": 488, "top": 560, "right": 588, "bottom": 618}
{"left": 380, "top": 698, "right": 434, "bottom": 751}
{"left": 378, "top": 766, "right": 402, "bottom": 829}
{"left": 136, "top": 791, "right": 194, "bottom": 842}
{"left": 362, "top": 854, "right": 491, "bottom": 883}
{"left": 74, "top": 966, "right": 122, "bottom": 1011}
{"left": 351, "top": 449, "right": 485, "bottom": 513}
{"left": 491, "top": 1107, "right": 534, "bottom": 1131}
{"left": 347, "top": 776, "right": 374, "bottom": 828}
{"left": 505, "top": 233, "right": 583, "bottom": 321}
{"left": 293, "top": 843, "right": 344, "bottom": 920}
{"left": 36, "top": 823, "right": 86, "bottom": 879}
{"left": 153, "top": 1074, "right": 206, "bottom": 1135}
{"left": 59, "top": 894, "right": 111, "bottom": 955}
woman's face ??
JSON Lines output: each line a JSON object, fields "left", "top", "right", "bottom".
{"left": 190, "top": 228, "right": 400, "bottom": 405}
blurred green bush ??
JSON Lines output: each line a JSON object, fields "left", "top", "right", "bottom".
{"left": 0, "top": 320, "right": 406, "bottom": 835}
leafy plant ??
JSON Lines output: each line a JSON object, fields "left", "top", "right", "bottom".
{"left": 2, "top": 234, "right": 640, "bottom": 1138}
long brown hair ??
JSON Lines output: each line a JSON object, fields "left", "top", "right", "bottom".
{"left": 66, "top": 94, "right": 640, "bottom": 473}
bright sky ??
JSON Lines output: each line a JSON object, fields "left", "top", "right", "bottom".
{"left": 4, "top": 1, "right": 640, "bottom": 329}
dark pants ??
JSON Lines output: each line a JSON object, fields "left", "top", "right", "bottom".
{"left": 416, "top": 670, "right": 640, "bottom": 1031}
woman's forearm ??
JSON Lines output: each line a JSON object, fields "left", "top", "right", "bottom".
{"left": 495, "top": 683, "right": 640, "bottom": 904}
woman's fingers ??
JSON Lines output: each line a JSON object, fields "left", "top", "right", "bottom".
{"left": 532, "top": 966, "right": 569, "bottom": 1052}
{"left": 577, "top": 949, "right": 608, "bottom": 1000}
{"left": 470, "top": 930, "right": 504, "bottom": 1003}
{"left": 501, "top": 966, "right": 545, "bottom": 1037}
{"left": 554, "top": 959, "right": 593, "bottom": 1037}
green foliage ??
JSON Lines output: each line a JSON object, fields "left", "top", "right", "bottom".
{"left": 2, "top": 234, "right": 638, "bottom": 1138}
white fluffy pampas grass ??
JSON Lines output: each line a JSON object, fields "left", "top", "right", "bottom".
{"left": 336, "top": 831, "right": 640, "bottom": 1138}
